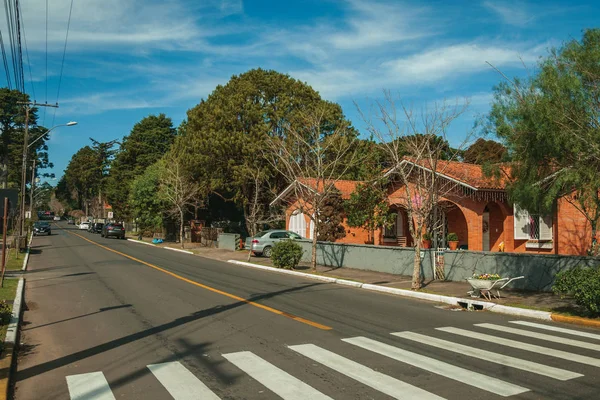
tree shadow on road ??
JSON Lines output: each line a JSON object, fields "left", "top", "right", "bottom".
{"left": 14, "top": 281, "right": 327, "bottom": 385}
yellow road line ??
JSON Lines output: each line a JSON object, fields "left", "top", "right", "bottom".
{"left": 66, "top": 230, "right": 332, "bottom": 330}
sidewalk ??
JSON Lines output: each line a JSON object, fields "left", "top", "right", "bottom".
{"left": 145, "top": 242, "right": 588, "bottom": 318}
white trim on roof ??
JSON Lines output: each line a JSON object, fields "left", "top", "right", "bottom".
{"left": 270, "top": 180, "right": 315, "bottom": 206}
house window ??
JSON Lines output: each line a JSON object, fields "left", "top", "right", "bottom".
{"left": 514, "top": 205, "right": 553, "bottom": 241}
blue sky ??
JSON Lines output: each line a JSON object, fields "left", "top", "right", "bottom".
{"left": 6, "top": 0, "right": 599, "bottom": 182}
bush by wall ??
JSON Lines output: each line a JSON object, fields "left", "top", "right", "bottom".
{"left": 271, "top": 240, "right": 303, "bottom": 269}
{"left": 553, "top": 266, "right": 600, "bottom": 316}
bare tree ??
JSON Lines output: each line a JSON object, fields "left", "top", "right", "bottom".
{"left": 265, "top": 106, "right": 363, "bottom": 271}
{"left": 358, "top": 91, "right": 471, "bottom": 289}
{"left": 158, "top": 153, "right": 204, "bottom": 249}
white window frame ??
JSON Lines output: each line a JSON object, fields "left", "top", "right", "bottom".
{"left": 513, "top": 204, "right": 553, "bottom": 241}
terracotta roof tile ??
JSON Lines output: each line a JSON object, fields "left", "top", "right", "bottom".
{"left": 297, "top": 178, "right": 360, "bottom": 199}
{"left": 402, "top": 158, "right": 510, "bottom": 190}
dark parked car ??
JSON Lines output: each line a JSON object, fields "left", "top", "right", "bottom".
{"left": 67, "top": 219, "right": 75, "bottom": 225}
{"left": 33, "top": 221, "right": 51, "bottom": 236}
{"left": 91, "top": 223, "right": 104, "bottom": 233}
{"left": 101, "top": 223, "right": 125, "bottom": 239}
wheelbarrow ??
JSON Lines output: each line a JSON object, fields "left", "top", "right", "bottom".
{"left": 466, "top": 276, "right": 525, "bottom": 300}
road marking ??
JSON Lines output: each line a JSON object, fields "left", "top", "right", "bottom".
{"left": 344, "top": 336, "right": 528, "bottom": 397}
{"left": 475, "top": 323, "right": 600, "bottom": 351}
{"left": 392, "top": 331, "right": 582, "bottom": 381}
{"left": 223, "top": 351, "right": 332, "bottom": 400}
{"left": 147, "top": 362, "right": 220, "bottom": 400}
{"left": 438, "top": 327, "right": 600, "bottom": 367}
{"left": 66, "top": 372, "right": 116, "bottom": 400}
{"left": 288, "top": 344, "right": 445, "bottom": 400}
{"left": 65, "top": 230, "right": 331, "bottom": 330}
{"left": 510, "top": 320, "right": 600, "bottom": 340}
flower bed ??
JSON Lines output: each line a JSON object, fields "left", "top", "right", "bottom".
{"left": 471, "top": 273, "right": 501, "bottom": 280}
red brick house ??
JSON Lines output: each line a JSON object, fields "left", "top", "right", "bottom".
{"left": 272, "top": 160, "right": 598, "bottom": 256}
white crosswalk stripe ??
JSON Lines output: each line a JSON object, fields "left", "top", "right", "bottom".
{"left": 438, "top": 326, "right": 600, "bottom": 367}
{"left": 510, "top": 321, "right": 600, "bottom": 340}
{"left": 475, "top": 323, "right": 600, "bottom": 351}
{"left": 392, "top": 331, "right": 582, "bottom": 380}
{"left": 289, "top": 343, "right": 445, "bottom": 400}
{"left": 66, "top": 322, "right": 600, "bottom": 400}
{"left": 344, "top": 336, "right": 529, "bottom": 397}
{"left": 223, "top": 351, "right": 332, "bottom": 400}
{"left": 66, "top": 372, "right": 116, "bottom": 400}
{"left": 147, "top": 361, "right": 220, "bottom": 400}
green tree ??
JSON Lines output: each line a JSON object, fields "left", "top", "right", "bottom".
{"left": 177, "top": 68, "right": 359, "bottom": 236}
{"left": 129, "top": 163, "right": 165, "bottom": 236}
{"left": 106, "top": 114, "right": 177, "bottom": 219}
{"left": 463, "top": 138, "right": 508, "bottom": 164}
{"left": 488, "top": 28, "right": 600, "bottom": 254}
{"left": 346, "top": 181, "right": 395, "bottom": 243}
{"left": 0, "top": 88, "right": 53, "bottom": 191}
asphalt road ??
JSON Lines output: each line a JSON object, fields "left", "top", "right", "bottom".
{"left": 12, "top": 222, "right": 600, "bottom": 399}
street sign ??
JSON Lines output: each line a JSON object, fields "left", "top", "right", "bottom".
{"left": 107, "top": 211, "right": 114, "bottom": 219}
{"left": 25, "top": 211, "right": 31, "bottom": 219}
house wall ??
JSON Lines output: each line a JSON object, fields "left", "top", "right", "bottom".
{"left": 286, "top": 200, "right": 375, "bottom": 244}
{"left": 295, "top": 239, "right": 598, "bottom": 292}
{"left": 284, "top": 183, "right": 596, "bottom": 256}
{"left": 556, "top": 196, "right": 595, "bottom": 256}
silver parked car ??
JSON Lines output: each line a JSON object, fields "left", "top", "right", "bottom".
{"left": 245, "top": 230, "right": 304, "bottom": 257}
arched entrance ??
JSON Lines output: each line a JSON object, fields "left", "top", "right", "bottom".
{"left": 383, "top": 206, "right": 411, "bottom": 246}
{"left": 436, "top": 201, "right": 468, "bottom": 249}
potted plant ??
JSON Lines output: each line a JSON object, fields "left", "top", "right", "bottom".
{"left": 422, "top": 232, "right": 432, "bottom": 249}
{"left": 447, "top": 232, "right": 459, "bottom": 250}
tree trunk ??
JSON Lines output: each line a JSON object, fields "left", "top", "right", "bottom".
{"left": 412, "top": 237, "right": 422, "bottom": 290}
{"left": 591, "top": 219, "right": 598, "bottom": 256}
{"left": 180, "top": 209, "right": 185, "bottom": 249}
{"left": 310, "top": 220, "right": 318, "bottom": 271}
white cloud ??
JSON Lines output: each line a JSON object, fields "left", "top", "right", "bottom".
{"left": 327, "top": 0, "right": 434, "bottom": 50}
{"left": 483, "top": 1, "right": 534, "bottom": 26}
{"left": 383, "top": 43, "right": 539, "bottom": 83}
{"left": 15, "top": 0, "right": 237, "bottom": 53}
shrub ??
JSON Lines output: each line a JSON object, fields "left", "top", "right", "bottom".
{"left": 447, "top": 232, "right": 458, "bottom": 241}
{"left": 271, "top": 240, "right": 303, "bottom": 269}
{"left": 423, "top": 232, "right": 432, "bottom": 241}
{"left": 553, "top": 267, "right": 600, "bottom": 316}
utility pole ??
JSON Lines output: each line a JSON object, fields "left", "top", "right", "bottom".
{"left": 29, "top": 157, "right": 36, "bottom": 219}
{"left": 16, "top": 101, "right": 58, "bottom": 238}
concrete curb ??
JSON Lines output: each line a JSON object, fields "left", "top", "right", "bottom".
{"left": 227, "top": 260, "right": 556, "bottom": 322}
{"left": 551, "top": 314, "right": 600, "bottom": 328}
{"left": 0, "top": 277, "right": 25, "bottom": 400}
{"left": 126, "top": 239, "right": 195, "bottom": 255}
{"left": 127, "top": 238, "right": 156, "bottom": 247}
{"left": 21, "top": 233, "right": 32, "bottom": 271}
{"left": 164, "top": 247, "right": 194, "bottom": 255}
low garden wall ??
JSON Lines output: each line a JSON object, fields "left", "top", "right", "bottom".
{"left": 295, "top": 240, "right": 599, "bottom": 292}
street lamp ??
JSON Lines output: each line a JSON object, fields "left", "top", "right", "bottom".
{"left": 27, "top": 121, "right": 77, "bottom": 149}
{"left": 21, "top": 121, "right": 77, "bottom": 235}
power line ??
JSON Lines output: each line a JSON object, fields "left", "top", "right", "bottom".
{"left": 0, "top": 29, "right": 11, "bottom": 89}
{"left": 51, "top": 0, "right": 74, "bottom": 127}
{"left": 43, "top": 0, "right": 48, "bottom": 125}
{"left": 15, "top": 0, "right": 24, "bottom": 93}
{"left": 19, "top": 1, "right": 35, "bottom": 100}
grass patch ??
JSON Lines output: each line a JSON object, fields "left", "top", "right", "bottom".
{"left": 0, "top": 279, "right": 18, "bottom": 345}
{"left": 4, "top": 253, "right": 25, "bottom": 271}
